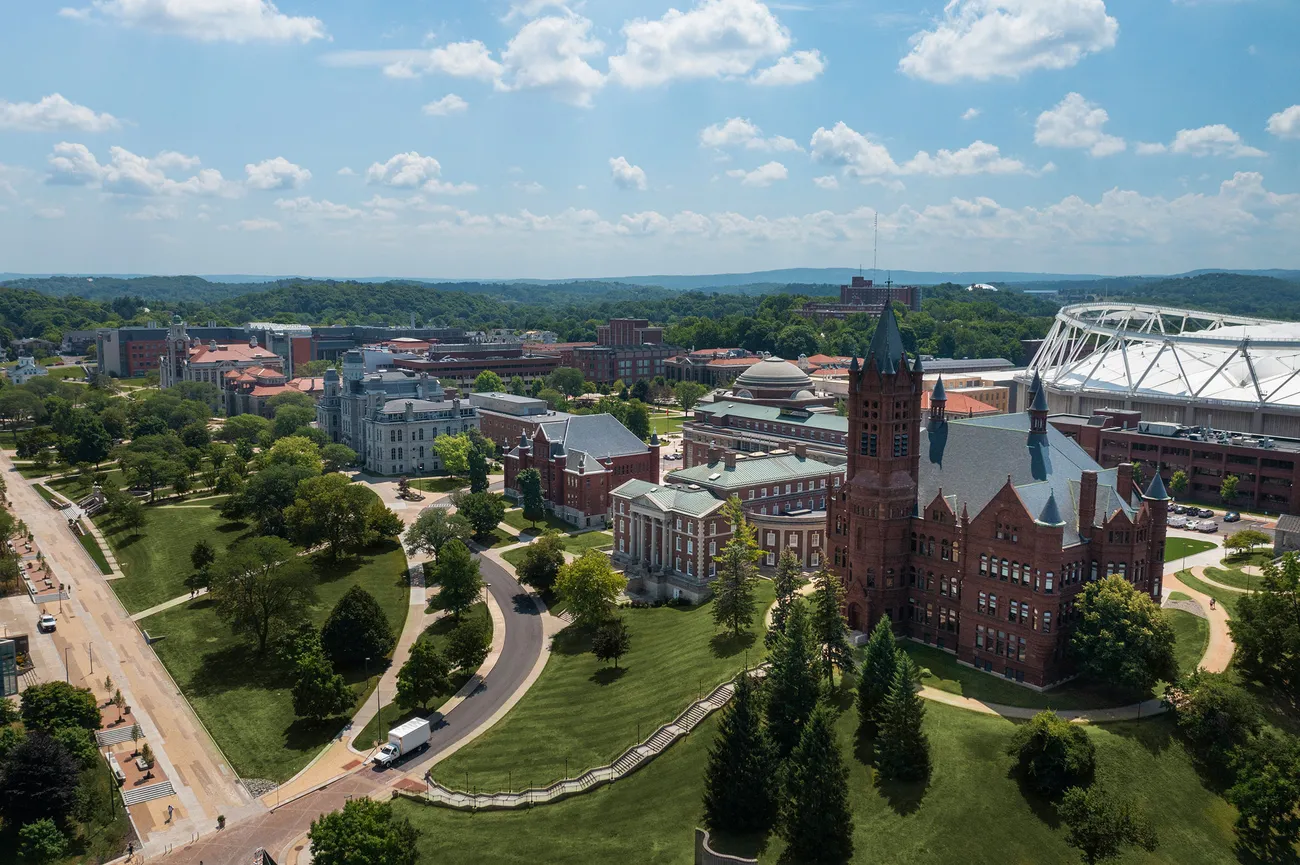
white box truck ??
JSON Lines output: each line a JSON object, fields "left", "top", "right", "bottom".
{"left": 373, "top": 717, "right": 432, "bottom": 768}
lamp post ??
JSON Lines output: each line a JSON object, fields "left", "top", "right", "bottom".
{"left": 64, "top": 646, "right": 70, "bottom": 682}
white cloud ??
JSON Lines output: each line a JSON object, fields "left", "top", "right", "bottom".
{"left": 1137, "top": 124, "right": 1267, "bottom": 158}
{"left": 128, "top": 203, "right": 180, "bottom": 221}
{"left": 810, "top": 121, "right": 1041, "bottom": 182}
{"left": 609, "top": 156, "right": 647, "bottom": 190}
{"left": 751, "top": 49, "right": 825, "bottom": 85}
{"left": 337, "top": 167, "right": 356, "bottom": 176}
{"left": 244, "top": 157, "right": 311, "bottom": 190}
{"left": 0, "top": 94, "right": 121, "bottom": 132}
{"left": 34, "top": 207, "right": 65, "bottom": 220}
{"left": 497, "top": 13, "right": 606, "bottom": 106}
{"left": 1034, "top": 93, "right": 1126, "bottom": 157}
{"left": 366, "top": 152, "right": 441, "bottom": 188}
{"left": 504, "top": 0, "right": 570, "bottom": 22}
{"left": 699, "top": 117, "right": 802, "bottom": 152}
{"left": 275, "top": 196, "right": 363, "bottom": 219}
{"left": 323, "top": 42, "right": 503, "bottom": 81}
{"left": 237, "top": 218, "right": 281, "bottom": 231}
{"left": 962, "top": 107, "right": 981, "bottom": 121}
{"left": 61, "top": 0, "right": 326, "bottom": 43}
{"left": 45, "top": 143, "right": 237, "bottom": 197}
{"left": 900, "top": 0, "right": 1119, "bottom": 83}
{"left": 726, "top": 161, "right": 788, "bottom": 187}
{"left": 514, "top": 180, "right": 545, "bottom": 193}
{"left": 609, "top": 0, "right": 796, "bottom": 87}
{"left": 1266, "top": 105, "right": 1300, "bottom": 140}
{"left": 423, "top": 94, "right": 469, "bottom": 116}
{"left": 812, "top": 175, "right": 838, "bottom": 189}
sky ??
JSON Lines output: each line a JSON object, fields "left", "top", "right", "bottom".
{"left": 1, "top": 0, "right": 1298, "bottom": 279}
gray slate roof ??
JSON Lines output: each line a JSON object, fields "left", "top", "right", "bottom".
{"left": 1275, "top": 514, "right": 1300, "bottom": 535}
{"left": 866, "top": 305, "right": 907, "bottom": 374}
{"left": 533, "top": 413, "right": 650, "bottom": 460}
{"left": 920, "top": 412, "right": 1137, "bottom": 546}
{"left": 378, "top": 398, "right": 458, "bottom": 414}
{"left": 612, "top": 479, "right": 726, "bottom": 517}
{"left": 693, "top": 401, "right": 847, "bottom": 434}
{"left": 667, "top": 453, "right": 839, "bottom": 490}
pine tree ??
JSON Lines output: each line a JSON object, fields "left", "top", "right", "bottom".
{"left": 777, "top": 704, "right": 854, "bottom": 865}
{"left": 875, "top": 651, "right": 930, "bottom": 782}
{"left": 702, "top": 673, "right": 775, "bottom": 834}
{"left": 766, "top": 548, "right": 802, "bottom": 648}
{"left": 809, "top": 566, "right": 855, "bottom": 681}
{"left": 857, "top": 618, "right": 898, "bottom": 736}
{"left": 710, "top": 496, "right": 761, "bottom": 639}
{"left": 764, "top": 600, "right": 822, "bottom": 759}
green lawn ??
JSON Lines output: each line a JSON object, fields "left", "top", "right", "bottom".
{"left": 32, "top": 483, "right": 59, "bottom": 505}
{"left": 16, "top": 463, "right": 61, "bottom": 479}
{"left": 47, "top": 468, "right": 125, "bottom": 500}
{"left": 394, "top": 700, "right": 1241, "bottom": 865}
{"left": 650, "top": 413, "right": 685, "bottom": 436}
{"left": 1202, "top": 566, "right": 1262, "bottom": 592}
{"left": 410, "top": 476, "right": 468, "bottom": 494}
{"left": 1164, "top": 537, "right": 1217, "bottom": 562}
{"left": 146, "top": 541, "right": 410, "bottom": 781}
{"left": 352, "top": 602, "right": 491, "bottom": 749}
{"left": 502, "top": 507, "right": 573, "bottom": 534}
{"left": 1165, "top": 609, "right": 1211, "bottom": 677}
{"left": 78, "top": 529, "right": 113, "bottom": 575}
{"left": 1168, "top": 591, "right": 1193, "bottom": 602}
{"left": 903, "top": 642, "right": 1141, "bottom": 710}
{"left": 431, "top": 581, "right": 776, "bottom": 792}
{"left": 1176, "top": 569, "right": 1243, "bottom": 618}
{"left": 561, "top": 531, "right": 614, "bottom": 555}
{"left": 98, "top": 499, "right": 254, "bottom": 613}
{"left": 500, "top": 546, "right": 529, "bottom": 570}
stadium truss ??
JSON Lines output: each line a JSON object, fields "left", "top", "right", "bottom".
{"left": 1028, "top": 304, "right": 1300, "bottom": 412}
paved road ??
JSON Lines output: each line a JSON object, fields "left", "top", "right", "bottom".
{"left": 159, "top": 547, "right": 544, "bottom": 865}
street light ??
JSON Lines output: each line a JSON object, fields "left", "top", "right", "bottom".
{"left": 64, "top": 646, "right": 70, "bottom": 682}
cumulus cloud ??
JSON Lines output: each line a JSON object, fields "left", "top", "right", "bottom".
{"left": 900, "top": 0, "right": 1119, "bottom": 83}
{"left": 699, "top": 117, "right": 801, "bottom": 152}
{"left": 809, "top": 121, "right": 1043, "bottom": 182}
{"left": 60, "top": 0, "right": 326, "bottom": 43}
{"left": 1034, "top": 93, "right": 1126, "bottom": 157}
{"left": 609, "top": 156, "right": 647, "bottom": 190}
{"left": 423, "top": 94, "right": 469, "bottom": 116}
{"left": 365, "top": 151, "right": 476, "bottom": 194}
{"left": 1267, "top": 105, "right": 1300, "bottom": 140}
{"left": 609, "top": 0, "right": 798, "bottom": 87}
{"left": 813, "top": 175, "right": 839, "bottom": 189}
{"left": 1137, "top": 125, "right": 1266, "bottom": 158}
{"left": 726, "top": 161, "right": 788, "bottom": 187}
{"left": 751, "top": 49, "right": 825, "bottom": 85}
{"left": 513, "top": 180, "right": 546, "bottom": 193}
{"left": 496, "top": 13, "right": 606, "bottom": 106}
{"left": 323, "top": 42, "right": 503, "bottom": 81}
{"left": 45, "top": 143, "right": 237, "bottom": 197}
{"left": 337, "top": 167, "right": 356, "bottom": 176}
{"left": 962, "top": 107, "right": 981, "bottom": 121}
{"left": 244, "top": 157, "right": 311, "bottom": 190}
{"left": 275, "top": 196, "right": 367, "bottom": 220}
{"left": 0, "top": 94, "right": 121, "bottom": 133}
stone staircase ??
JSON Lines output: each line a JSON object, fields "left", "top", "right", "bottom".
{"left": 418, "top": 666, "right": 764, "bottom": 811}
{"left": 95, "top": 725, "right": 139, "bottom": 747}
{"left": 121, "top": 780, "right": 174, "bottom": 807}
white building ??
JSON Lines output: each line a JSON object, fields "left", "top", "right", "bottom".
{"left": 8, "top": 356, "right": 49, "bottom": 386}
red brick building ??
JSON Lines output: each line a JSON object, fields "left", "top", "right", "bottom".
{"left": 504, "top": 413, "right": 661, "bottom": 528}
{"left": 828, "top": 308, "right": 1170, "bottom": 688}
{"left": 801, "top": 276, "right": 924, "bottom": 322}
{"left": 468, "top": 392, "right": 574, "bottom": 453}
{"left": 571, "top": 319, "right": 679, "bottom": 384}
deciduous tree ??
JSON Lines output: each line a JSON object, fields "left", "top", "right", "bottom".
{"left": 18, "top": 681, "right": 99, "bottom": 732}
{"left": 292, "top": 648, "right": 354, "bottom": 723}
{"left": 1164, "top": 670, "right": 1261, "bottom": 772}
{"left": 515, "top": 532, "right": 565, "bottom": 593}
{"left": 591, "top": 617, "right": 631, "bottom": 669}
{"left": 263, "top": 435, "right": 324, "bottom": 474}
{"left": 448, "top": 616, "right": 491, "bottom": 672}
{"left": 433, "top": 540, "right": 483, "bottom": 620}
{"left": 17, "top": 819, "right": 67, "bottom": 864}
{"left": 432, "top": 433, "right": 472, "bottom": 477}
{"left": 285, "top": 473, "right": 374, "bottom": 558}
{"left": 1169, "top": 470, "right": 1189, "bottom": 497}
{"left": 403, "top": 508, "right": 471, "bottom": 561}
{"left": 321, "top": 586, "right": 396, "bottom": 669}
{"left": 308, "top": 798, "right": 420, "bottom": 865}
{"left": 1072, "top": 576, "right": 1177, "bottom": 693}
{"left": 0, "top": 734, "right": 81, "bottom": 828}
{"left": 1231, "top": 553, "right": 1300, "bottom": 704}
{"left": 451, "top": 490, "right": 506, "bottom": 540}
{"left": 1007, "top": 710, "right": 1096, "bottom": 798}
{"left": 1226, "top": 731, "right": 1300, "bottom": 861}
{"left": 473, "top": 370, "right": 505, "bottom": 393}
{"left": 555, "top": 550, "right": 626, "bottom": 629}
{"left": 1058, "top": 785, "right": 1158, "bottom": 865}
{"left": 1220, "top": 474, "right": 1240, "bottom": 505}
{"left": 322, "top": 443, "right": 357, "bottom": 473}
{"left": 209, "top": 536, "right": 314, "bottom": 654}
{"left": 396, "top": 640, "right": 450, "bottom": 711}
{"left": 673, "top": 381, "right": 707, "bottom": 413}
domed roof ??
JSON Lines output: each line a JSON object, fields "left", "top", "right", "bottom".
{"left": 734, "top": 357, "right": 813, "bottom": 390}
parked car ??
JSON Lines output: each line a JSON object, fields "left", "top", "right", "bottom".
{"left": 1183, "top": 520, "right": 1199, "bottom": 531}
{"left": 1171, "top": 504, "right": 1187, "bottom": 515}
{"left": 1199, "top": 521, "right": 1219, "bottom": 533}
{"left": 37, "top": 613, "right": 56, "bottom": 633}
{"left": 1198, "top": 508, "right": 1215, "bottom": 518}
{"left": 1168, "top": 515, "right": 1188, "bottom": 528}
{"left": 1223, "top": 512, "right": 1242, "bottom": 522}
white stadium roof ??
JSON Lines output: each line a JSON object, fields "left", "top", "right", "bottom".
{"left": 1028, "top": 304, "right": 1300, "bottom": 411}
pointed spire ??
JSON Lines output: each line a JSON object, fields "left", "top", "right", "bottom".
{"left": 865, "top": 306, "right": 907, "bottom": 374}
{"left": 1031, "top": 381, "right": 1050, "bottom": 413}
{"left": 932, "top": 375, "right": 947, "bottom": 402}
{"left": 1035, "top": 491, "right": 1067, "bottom": 527}
{"left": 929, "top": 375, "right": 947, "bottom": 424}
{"left": 650, "top": 431, "right": 660, "bottom": 446}
{"left": 1143, "top": 471, "right": 1171, "bottom": 501}
{"left": 849, "top": 355, "right": 859, "bottom": 373}
{"left": 1029, "top": 369, "right": 1043, "bottom": 397}
{"left": 913, "top": 353, "right": 924, "bottom": 374}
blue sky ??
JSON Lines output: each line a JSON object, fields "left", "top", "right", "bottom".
{"left": 1, "top": 0, "right": 1297, "bottom": 278}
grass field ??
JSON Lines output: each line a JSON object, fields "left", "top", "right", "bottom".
{"left": 410, "top": 476, "right": 468, "bottom": 494}
{"left": 561, "top": 531, "right": 614, "bottom": 555}
{"left": 47, "top": 467, "right": 125, "bottom": 500}
{"left": 1176, "top": 569, "right": 1243, "bottom": 619}
{"left": 393, "top": 699, "right": 1241, "bottom": 865}
{"left": 352, "top": 601, "right": 491, "bottom": 749}
{"left": 1164, "top": 537, "right": 1217, "bottom": 561}
{"left": 1165, "top": 609, "right": 1211, "bottom": 677}
{"left": 502, "top": 507, "right": 572, "bottom": 535}
{"left": 98, "top": 499, "right": 253, "bottom": 613}
{"left": 147, "top": 541, "right": 410, "bottom": 781}
{"left": 431, "top": 581, "right": 776, "bottom": 792}
{"left": 650, "top": 414, "right": 685, "bottom": 436}
{"left": 16, "top": 463, "right": 62, "bottom": 479}
{"left": 77, "top": 529, "right": 113, "bottom": 574}
{"left": 1168, "top": 591, "right": 1193, "bottom": 602}
{"left": 1203, "top": 566, "right": 1262, "bottom": 591}
{"left": 903, "top": 642, "right": 1141, "bottom": 710}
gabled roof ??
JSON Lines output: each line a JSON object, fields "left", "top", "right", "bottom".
{"left": 866, "top": 306, "right": 908, "bottom": 374}
{"left": 530, "top": 413, "right": 650, "bottom": 460}
{"left": 612, "top": 479, "right": 727, "bottom": 518}
{"left": 667, "top": 453, "right": 839, "bottom": 490}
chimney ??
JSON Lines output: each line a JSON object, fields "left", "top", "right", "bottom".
{"left": 1078, "top": 470, "right": 1098, "bottom": 533}
{"left": 794, "top": 444, "right": 807, "bottom": 459}
{"left": 708, "top": 446, "right": 723, "bottom": 465}
{"left": 724, "top": 452, "right": 737, "bottom": 470}
{"left": 1117, "top": 462, "right": 1134, "bottom": 493}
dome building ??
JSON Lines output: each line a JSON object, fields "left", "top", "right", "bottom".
{"left": 720, "top": 356, "right": 836, "bottom": 410}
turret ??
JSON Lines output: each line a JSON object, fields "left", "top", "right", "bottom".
{"left": 929, "top": 376, "right": 947, "bottom": 425}
{"left": 1028, "top": 373, "right": 1049, "bottom": 436}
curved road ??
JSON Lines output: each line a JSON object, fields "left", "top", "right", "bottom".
{"left": 160, "top": 549, "right": 544, "bottom": 865}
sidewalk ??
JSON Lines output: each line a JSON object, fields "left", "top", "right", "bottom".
{"left": 130, "top": 588, "right": 209, "bottom": 622}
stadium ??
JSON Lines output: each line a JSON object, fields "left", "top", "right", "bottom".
{"left": 1025, "top": 303, "right": 1300, "bottom": 439}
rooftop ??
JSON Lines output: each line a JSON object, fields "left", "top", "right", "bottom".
{"left": 378, "top": 398, "right": 462, "bottom": 414}
{"left": 667, "top": 452, "right": 840, "bottom": 489}
{"left": 733, "top": 357, "right": 812, "bottom": 390}
{"left": 611, "top": 479, "right": 726, "bottom": 518}
{"left": 523, "top": 413, "right": 651, "bottom": 461}
{"left": 693, "top": 401, "right": 847, "bottom": 434}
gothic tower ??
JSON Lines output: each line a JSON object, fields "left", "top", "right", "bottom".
{"left": 827, "top": 306, "right": 923, "bottom": 632}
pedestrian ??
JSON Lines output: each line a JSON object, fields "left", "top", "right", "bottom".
{"left": 1210, "top": 597, "right": 1216, "bottom": 610}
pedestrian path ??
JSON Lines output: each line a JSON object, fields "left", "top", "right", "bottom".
{"left": 131, "top": 588, "right": 209, "bottom": 621}
{"left": 1188, "top": 569, "right": 1249, "bottom": 594}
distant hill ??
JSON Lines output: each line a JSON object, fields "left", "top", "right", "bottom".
{"left": 1109, "top": 273, "right": 1300, "bottom": 320}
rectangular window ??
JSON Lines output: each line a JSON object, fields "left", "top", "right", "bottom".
{"left": 859, "top": 431, "right": 871, "bottom": 456}
{"left": 1043, "top": 611, "right": 1052, "bottom": 634}
{"left": 978, "top": 591, "right": 987, "bottom": 614}
{"left": 988, "top": 594, "right": 998, "bottom": 617}
{"left": 976, "top": 625, "right": 985, "bottom": 649}
{"left": 1045, "top": 573, "right": 1054, "bottom": 594}
{"left": 687, "top": 540, "right": 694, "bottom": 554}
{"left": 1009, "top": 600, "right": 1019, "bottom": 623}
{"left": 980, "top": 554, "right": 988, "bottom": 576}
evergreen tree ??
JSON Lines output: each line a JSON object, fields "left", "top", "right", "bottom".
{"left": 320, "top": 586, "right": 396, "bottom": 669}
{"left": 467, "top": 446, "right": 489, "bottom": 494}
{"left": 875, "top": 652, "right": 930, "bottom": 782}
{"left": 766, "top": 548, "right": 802, "bottom": 648}
{"left": 809, "top": 566, "right": 855, "bottom": 681}
{"left": 777, "top": 704, "right": 854, "bottom": 865}
{"left": 518, "top": 467, "right": 545, "bottom": 528}
{"left": 710, "top": 496, "right": 760, "bottom": 639}
{"left": 764, "top": 600, "right": 822, "bottom": 759}
{"left": 702, "top": 673, "right": 775, "bottom": 834}
{"left": 857, "top": 618, "right": 898, "bottom": 735}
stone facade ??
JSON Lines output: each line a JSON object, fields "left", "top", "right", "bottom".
{"left": 827, "top": 308, "right": 1169, "bottom": 688}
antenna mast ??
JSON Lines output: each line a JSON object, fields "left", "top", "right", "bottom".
{"left": 872, "top": 211, "right": 879, "bottom": 277}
